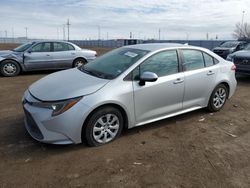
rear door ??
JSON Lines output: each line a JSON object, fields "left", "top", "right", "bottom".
{"left": 24, "top": 42, "right": 53, "bottom": 70}
{"left": 181, "top": 49, "right": 218, "bottom": 109}
{"left": 52, "top": 42, "right": 76, "bottom": 68}
{"left": 132, "top": 50, "right": 184, "bottom": 124}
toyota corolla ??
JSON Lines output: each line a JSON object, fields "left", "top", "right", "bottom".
{"left": 22, "top": 43, "right": 237, "bottom": 146}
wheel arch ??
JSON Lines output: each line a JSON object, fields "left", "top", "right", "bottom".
{"left": 0, "top": 58, "right": 23, "bottom": 72}
{"left": 216, "top": 81, "right": 230, "bottom": 98}
{"left": 72, "top": 57, "right": 88, "bottom": 67}
{"left": 81, "top": 103, "right": 129, "bottom": 142}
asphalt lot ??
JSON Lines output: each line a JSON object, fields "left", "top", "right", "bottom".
{"left": 0, "top": 45, "right": 250, "bottom": 187}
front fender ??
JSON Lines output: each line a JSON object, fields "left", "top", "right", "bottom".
{"left": 0, "top": 56, "right": 6, "bottom": 62}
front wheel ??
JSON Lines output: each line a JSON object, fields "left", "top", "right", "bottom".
{"left": 207, "top": 84, "right": 228, "bottom": 112}
{"left": 0, "top": 60, "right": 21, "bottom": 77}
{"left": 83, "top": 107, "right": 124, "bottom": 147}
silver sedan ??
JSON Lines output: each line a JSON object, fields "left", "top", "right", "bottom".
{"left": 22, "top": 43, "right": 237, "bottom": 146}
{"left": 0, "top": 41, "right": 96, "bottom": 76}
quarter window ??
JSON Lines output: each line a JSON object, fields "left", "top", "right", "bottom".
{"left": 31, "top": 43, "right": 51, "bottom": 52}
{"left": 182, "top": 50, "right": 205, "bottom": 71}
{"left": 203, "top": 53, "right": 214, "bottom": 67}
{"left": 139, "top": 50, "right": 179, "bottom": 77}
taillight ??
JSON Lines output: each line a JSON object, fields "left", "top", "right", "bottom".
{"left": 231, "top": 64, "right": 236, "bottom": 71}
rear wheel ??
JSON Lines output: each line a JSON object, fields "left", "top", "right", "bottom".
{"left": 0, "top": 60, "right": 20, "bottom": 77}
{"left": 73, "top": 58, "right": 87, "bottom": 68}
{"left": 207, "top": 84, "right": 228, "bottom": 112}
{"left": 83, "top": 107, "right": 124, "bottom": 147}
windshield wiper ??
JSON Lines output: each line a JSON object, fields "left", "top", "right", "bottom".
{"left": 80, "top": 66, "right": 114, "bottom": 79}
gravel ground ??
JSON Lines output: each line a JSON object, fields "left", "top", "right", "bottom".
{"left": 0, "top": 44, "right": 250, "bottom": 188}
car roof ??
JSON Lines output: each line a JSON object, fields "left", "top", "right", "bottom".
{"left": 123, "top": 43, "right": 186, "bottom": 52}
{"left": 32, "top": 40, "right": 73, "bottom": 44}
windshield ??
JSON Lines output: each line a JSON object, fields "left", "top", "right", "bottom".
{"left": 13, "top": 42, "right": 35, "bottom": 52}
{"left": 80, "top": 47, "right": 149, "bottom": 79}
{"left": 220, "top": 41, "right": 240, "bottom": 48}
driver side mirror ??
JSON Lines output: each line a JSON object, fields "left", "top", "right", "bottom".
{"left": 139, "top": 71, "right": 158, "bottom": 86}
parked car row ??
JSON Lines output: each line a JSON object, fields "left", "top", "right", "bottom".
{"left": 212, "top": 39, "right": 250, "bottom": 75}
{"left": 0, "top": 41, "right": 97, "bottom": 76}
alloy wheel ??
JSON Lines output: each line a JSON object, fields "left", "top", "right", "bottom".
{"left": 213, "top": 87, "right": 226, "bottom": 109}
{"left": 92, "top": 114, "right": 120, "bottom": 144}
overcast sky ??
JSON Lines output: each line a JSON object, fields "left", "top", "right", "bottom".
{"left": 0, "top": 0, "right": 249, "bottom": 40}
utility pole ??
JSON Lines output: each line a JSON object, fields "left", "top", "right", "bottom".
{"left": 130, "top": 32, "right": 132, "bottom": 39}
{"left": 106, "top": 32, "right": 109, "bottom": 40}
{"left": 158, "top": 28, "right": 161, "bottom": 40}
{"left": 25, "top": 27, "right": 27, "bottom": 39}
{"left": 66, "top": 19, "right": 70, "bottom": 41}
{"left": 62, "top": 25, "right": 66, "bottom": 40}
{"left": 12, "top": 27, "right": 14, "bottom": 43}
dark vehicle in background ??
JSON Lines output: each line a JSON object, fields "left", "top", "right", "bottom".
{"left": 213, "top": 41, "right": 248, "bottom": 59}
{"left": 227, "top": 44, "right": 250, "bottom": 75}
{"left": 0, "top": 41, "right": 96, "bottom": 77}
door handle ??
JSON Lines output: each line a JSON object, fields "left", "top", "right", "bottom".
{"left": 71, "top": 53, "right": 76, "bottom": 55}
{"left": 46, "top": 54, "right": 50, "bottom": 56}
{"left": 207, "top": 70, "right": 215, "bottom": 75}
{"left": 173, "top": 78, "right": 184, "bottom": 84}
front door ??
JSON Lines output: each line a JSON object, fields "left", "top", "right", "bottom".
{"left": 132, "top": 50, "right": 184, "bottom": 125}
{"left": 24, "top": 42, "right": 53, "bottom": 70}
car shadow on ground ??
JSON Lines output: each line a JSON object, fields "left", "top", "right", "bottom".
{"left": 0, "top": 108, "right": 207, "bottom": 160}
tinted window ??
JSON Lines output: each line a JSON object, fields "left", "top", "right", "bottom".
{"left": 182, "top": 50, "right": 205, "bottom": 71}
{"left": 31, "top": 43, "right": 51, "bottom": 52}
{"left": 68, "top": 44, "right": 75, "bottom": 50}
{"left": 139, "top": 50, "right": 179, "bottom": 77}
{"left": 203, "top": 53, "right": 214, "bottom": 67}
{"left": 54, "top": 42, "right": 74, "bottom": 51}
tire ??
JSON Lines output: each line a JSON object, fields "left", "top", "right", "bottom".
{"left": 0, "top": 60, "right": 20, "bottom": 77}
{"left": 73, "top": 58, "right": 87, "bottom": 68}
{"left": 207, "top": 84, "right": 228, "bottom": 112}
{"left": 83, "top": 106, "right": 124, "bottom": 147}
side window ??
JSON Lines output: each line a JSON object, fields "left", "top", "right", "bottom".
{"left": 214, "top": 58, "right": 219, "bottom": 64}
{"left": 31, "top": 43, "right": 51, "bottom": 52}
{"left": 203, "top": 53, "right": 214, "bottom": 67}
{"left": 67, "top": 44, "right": 75, "bottom": 50}
{"left": 138, "top": 50, "right": 179, "bottom": 78}
{"left": 182, "top": 50, "right": 205, "bottom": 71}
{"left": 53, "top": 42, "right": 72, "bottom": 51}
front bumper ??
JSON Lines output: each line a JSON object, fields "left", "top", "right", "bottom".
{"left": 22, "top": 91, "right": 92, "bottom": 144}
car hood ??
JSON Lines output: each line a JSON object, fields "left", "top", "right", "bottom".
{"left": 231, "top": 50, "right": 250, "bottom": 58}
{"left": 0, "top": 50, "right": 13, "bottom": 56}
{"left": 29, "top": 68, "right": 109, "bottom": 101}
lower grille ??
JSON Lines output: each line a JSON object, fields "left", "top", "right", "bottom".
{"left": 23, "top": 108, "right": 44, "bottom": 140}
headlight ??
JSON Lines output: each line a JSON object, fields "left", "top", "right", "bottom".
{"left": 32, "top": 97, "right": 82, "bottom": 116}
